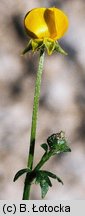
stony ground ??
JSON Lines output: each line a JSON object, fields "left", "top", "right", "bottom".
{"left": 0, "top": 0, "right": 85, "bottom": 199}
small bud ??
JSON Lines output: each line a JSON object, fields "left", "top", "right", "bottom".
{"left": 47, "top": 131, "right": 71, "bottom": 154}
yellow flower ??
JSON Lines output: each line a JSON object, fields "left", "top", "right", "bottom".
{"left": 23, "top": 7, "right": 69, "bottom": 55}
{"left": 24, "top": 7, "right": 69, "bottom": 41}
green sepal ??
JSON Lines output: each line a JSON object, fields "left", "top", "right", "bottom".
{"left": 13, "top": 168, "right": 31, "bottom": 182}
{"left": 44, "top": 38, "right": 55, "bottom": 55}
{"left": 54, "top": 41, "right": 67, "bottom": 55}
{"left": 22, "top": 39, "right": 67, "bottom": 56}
{"left": 41, "top": 143, "right": 48, "bottom": 153}
{"left": 22, "top": 40, "right": 32, "bottom": 55}
{"left": 31, "top": 39, "right": 43, "bottom": 51}
{"left": 32, "top": 39, "right": 39, "bottom": 51}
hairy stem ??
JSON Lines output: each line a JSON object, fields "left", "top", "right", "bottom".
{"left": 22, "top": 49, "right": 45, "bottom": 200}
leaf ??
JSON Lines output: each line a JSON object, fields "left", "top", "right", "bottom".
{"left": 55, "top": 176, "right": 64, "bottom": 185}
{"left": 45, "top": 175, "right": 52, "bottom": 187}
{"left": 41, "top": 143, "right": 48, "bottom": 152}
{"left": 35, "top": 171, "right": 52, "bottom": 186}
{"left": 13, "top": 168, "right": 31, "bottom": 182}
{"left": 35, "top": 170, "right": 63, "bottom": 198}
{"left": 35, "top": 170, "right": 52, "bottom": 198}
{"left": 43, "top": 171, "right": 63, "bottom": 185}
{"left": 40, "top": 179, "right": 49, "bottom": 199}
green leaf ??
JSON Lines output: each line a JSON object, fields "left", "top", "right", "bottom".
{"left": 13, "top": 168, "right": 31, "bottom": 182}
{"left": 42, "top": 171, "right": 63, "bottom": 185}
{"left": 35, "top": 171, "right": 52, "bottom": 186}
{"left": 55, "top": 176, "right": 63, "bottom": 185}
{"left": 45, "top": 175, "right": 52, "bottom": 187}
{"left": 35, "top": 169, "right": 63, "bottom": 198}
{"left": 40, "top": 179, "right": 49, "bottom": 198}
{"left": 41, "top": 143, "right": 48, "bottom": 152}
{"left": 35, "top": 171, "right": 41, "bottom": 184}
{"left": 35, "top": 170, "right": 44, "bottom": 184}
{"left": 35, "top": 170, "right": 52, "bottom": 198}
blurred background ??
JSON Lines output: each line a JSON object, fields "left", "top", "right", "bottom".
{"left": 0, "top": 0, "right": 85, "bottom": 199}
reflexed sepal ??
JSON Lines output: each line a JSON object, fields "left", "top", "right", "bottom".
{"left": 22, "top": 38, "right": 67, "bottom": 55}
{"left": 44, "top": 38, "right": 55, "bottom": 55}
{"left": 22, "top": 39, "right": 44, "bottom": 55}
{"left": 54, "top": 41, "right": 67, "bottom": 55}
{"left": 22, "top": 40, "right": 32, "bottom": 55}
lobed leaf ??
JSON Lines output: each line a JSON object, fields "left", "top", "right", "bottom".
{"left": 35, "top": 170, "right": 52, "bottom": 198}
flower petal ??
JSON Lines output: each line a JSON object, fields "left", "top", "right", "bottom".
{"left": 51, "top": 8, "right": 69, "bottom": 40}
{"left": 24, "top": 8, "right": 49, "bottom": 39}
{"left": 24, "top": 8, "right": 69, "bottom": 40}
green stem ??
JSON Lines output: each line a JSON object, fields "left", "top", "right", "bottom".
{"left": 34, "top": 150, "right": 53, "bottom": 171}
{"left": 22, "top": 151, "right": 54, "bottom": 188}
{"left": 22, "top": 49, "right": 45, "bottom": 200}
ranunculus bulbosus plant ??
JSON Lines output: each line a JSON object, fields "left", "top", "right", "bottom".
{"left": 13, "top": 7, "right": 71, "bottom": 200}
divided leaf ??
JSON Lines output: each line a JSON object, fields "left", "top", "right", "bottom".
{"left": 35, "top": 170, "right": 52, "bottom": 198}
{"left": 35, "top": 170, "right": 63, "bottom": 198}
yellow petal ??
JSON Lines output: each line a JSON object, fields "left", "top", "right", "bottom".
{"left": 24, "top": 7, "right": 69, "bottom": 40}
{"left": 51, "top": 8, "right": 69, "bottom": 40}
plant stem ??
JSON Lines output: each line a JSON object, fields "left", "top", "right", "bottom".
{"left": 22, "top": 49, "right": 45, "bottom": 200}
{"left": 22, "top": 147, "right": 54, "bottom": 197}
{"left": 34, "top": 151, "right": 53, "bottom": 171}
